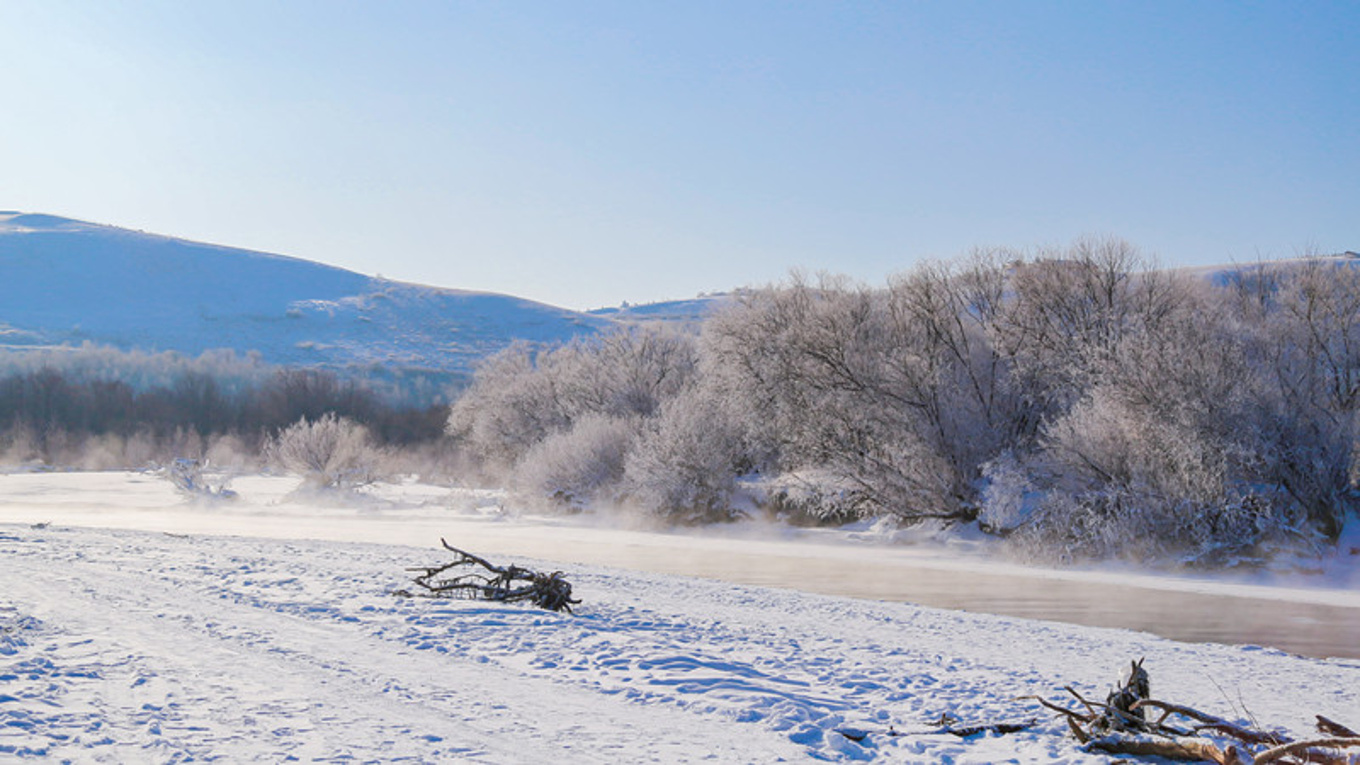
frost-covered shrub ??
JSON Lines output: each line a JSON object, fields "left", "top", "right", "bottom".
{"left": 977, "top": 452, "right": 1040, "bottom": 534}
{"left": 164, "top": 457, "right": 236, "bottom": 499}
{"left": 265, "top": 413, "right": 384, "bottom": 489}
{"left": 1044, "top": 385, "right": 1242, "bottom": 506}
{"left": 446, "top": 342, "right": 566, "bottom": 469}
{"left": 758, "top": 471, "right": 868, "bottom": 525}
{"left": 1010, "top": 488, "right": 1301, "bottom": 567}
{"left": 512, "top": 414, "right": 637, "bottom": 510}
{"left": 447, "top": 327, "right": 699, "bottom": 477}
{"left": 553, "top": 325, "right": 698, "bottom": 421}
{"left": 622, "top": 389, "right": 745, "bottom": 523}
{"left": 995, "top": 284, "right": 1321, "bottom": 564}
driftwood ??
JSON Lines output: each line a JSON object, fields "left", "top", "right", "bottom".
{"left": 394, "top": 539, "right": 580, "bottom": 613}
{"left": 1085, "top": 734, "right": 1252, "bottom": 764}
{"left": 1029, "top": 659, "right": 1360, "bottom": 764}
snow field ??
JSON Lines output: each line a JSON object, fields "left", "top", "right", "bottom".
{"left": 3, "top": 521, "right": 1358, "bottom": 763}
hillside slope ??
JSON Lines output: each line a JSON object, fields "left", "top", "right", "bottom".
{"left": 0, "top": 212, "right": 610, "bottom": 375}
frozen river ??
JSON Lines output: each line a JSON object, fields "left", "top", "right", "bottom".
{"left": 4, "top": 471, "right": 1358, "bottom": 661}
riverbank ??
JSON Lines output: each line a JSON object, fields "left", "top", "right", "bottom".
{"left": 3, "top": 470, "right": 1358, "bottom": 659}
{"left": 3, "top": 518, "right": 1358, "bottom": 761}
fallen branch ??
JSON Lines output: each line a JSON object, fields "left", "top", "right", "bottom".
{"left": 940, "top": 721, "right": 1036, "bottom": 738}
{"left": 1318, "top": 716, "right": 1360, "bottom": 739}
{"left": 1253, "top": 738, "right": 1360, "bottom": 765}
{"left": 394, "top": 539, "right": 581, "bottom": 613}
{"left": 1030, "top": 660, "right": 1359, "bottom": 764}
{"left": 1132, "top": 699, "right": 1290, "bottom": 746}
{"left": 1084, "top": 733, "right": 1245, "bottom": 764}
{"left": 836, "top": 719, "right": 1035, "bottom": 743}
{"left": 1014, "top": 694, "right": 1089, "bottom": 724}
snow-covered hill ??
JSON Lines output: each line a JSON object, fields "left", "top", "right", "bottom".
{"left": 0, "top": 212, "right": 611, "bottom": 376}
{"left": 587, "top": 293, "right": 734, "bottom": 326}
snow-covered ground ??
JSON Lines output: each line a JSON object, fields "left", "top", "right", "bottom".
{"left": 2, "top": 472, "right": 1358, "bottom": 762}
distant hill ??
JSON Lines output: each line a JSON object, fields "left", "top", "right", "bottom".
{"left": 1173, "top": 251, "right": 1360, "bottom": 286}
{"left": 0, "top": 212, "right": 613, "bottom": 379}
{"left": 586, "top": 293, "right": 734, "bottom": 326}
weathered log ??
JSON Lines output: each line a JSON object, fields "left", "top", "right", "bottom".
{"left": 1065, "top": 674, "right": 1189, "bottom": 737}
{"left": 1253, "top": 737, "right": 1360, "bottom": 765}
{"left": 1084, "top": 733, "right": 1242, "bottom": 764}
{"left": 1065, "top": 685, "right": 1106, "bottom": 722}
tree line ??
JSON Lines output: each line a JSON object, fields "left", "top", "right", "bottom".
{"left": 449, "top": 237, "right": 1359, "bottom": 564}
{"left": 0, "top": 365, "right": 448, "bottom": 469}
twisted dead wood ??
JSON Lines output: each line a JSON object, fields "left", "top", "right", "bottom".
{"left": 1030, "top": 660, "right": 1359, "bottom": 764}
{"left": 394, "top": 539, "right": 581, "bottom": 613}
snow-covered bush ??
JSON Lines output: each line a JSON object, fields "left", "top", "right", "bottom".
{"left": 999, "top": 236, "right": 1186, "bottom": 416}
{"left": 1002, "top": 297, "right": 1318, "bottom": 564}
{"left": 446, "top": 342, "right": 568, "bottom": 470}
{"left": 448, "top": 326, "right": 703, "bottom": 514}
{"left": 448, "top": 326, "right": 698, "bottom": 475}
{"left": 164, "top": 457, "right": 237, "bottom": 499}
{"left": 622, "top": 387, "right": 745, "bottom": 523}
{"left": 1232, "top": 258, "right": 1360, "bottom": 539}
{"left": 759, "top": 470, "right": 868, "bottom": 525}
{"left": 554, "top": 325, "right": 698, "bottom": 421}
{"left": 512, "top": 414, "right": 637, "bottom": 510}
{"left": 265, "top": 413, "right": 385, "bottom": 489}
{"left": 1010, "top": 488, "right": 1302, "bottom": 567}
{"left": 976, "top": 452, "right": 1039, "bottom": 534}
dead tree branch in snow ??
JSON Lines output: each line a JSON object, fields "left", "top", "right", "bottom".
{"left": 835, "top": 717, "right": 1036, "bottom": 744}
{"left": 1318, "top": 717, "right": 1360, "bottom": 739}
{"left": 1029, "top": 659, "right": 1360, "bottom": 763}
{"left": 394, "top": 539, "right": 580, "bottom": 613}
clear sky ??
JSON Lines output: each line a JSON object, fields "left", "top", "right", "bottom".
{"left": 1, "top": 1, "right": 1356, "bottom": 310}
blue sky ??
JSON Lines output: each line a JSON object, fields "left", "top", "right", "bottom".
{"left": 1, "top": 1, "right": 1356, "bottom": 310}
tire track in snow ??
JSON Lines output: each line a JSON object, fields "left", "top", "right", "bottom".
{"left": 0, "top": 528, "right": 805, "bottom": 762}
{"left": 4, "top": 524, "right": 1357, "bottom": 762}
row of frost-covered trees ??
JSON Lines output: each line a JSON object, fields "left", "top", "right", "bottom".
{"left": 0, "top": 361, "right": 448, "bottom": 473}
{"left": 449, "top": 238, "right": 1360, "bottom": 564}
